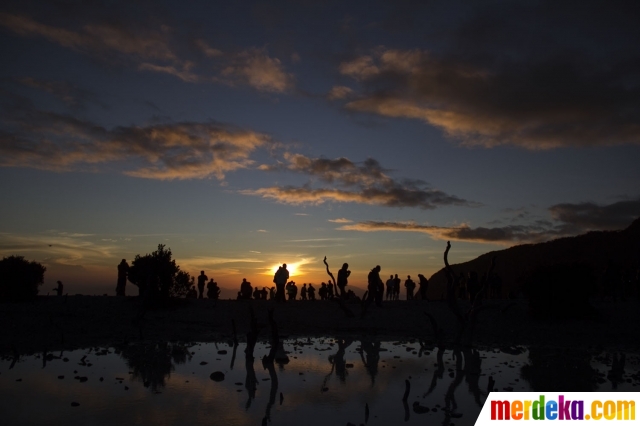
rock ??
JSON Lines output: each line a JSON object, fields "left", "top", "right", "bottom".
{"left": 210, "top": 371, "right": 225, "bottom": 382}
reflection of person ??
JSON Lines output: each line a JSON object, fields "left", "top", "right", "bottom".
{"left": 116, "top": 259, "right": 129, "bottom": 296}
{"left": 52, "top": 280, "right": 63, "bottom": 296}
{"left": 337, "top": 263, "right": 351, "bottom": 298}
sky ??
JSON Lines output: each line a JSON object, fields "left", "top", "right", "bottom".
{"left": 1, "top": 0, "right": 639, "bottom": 296}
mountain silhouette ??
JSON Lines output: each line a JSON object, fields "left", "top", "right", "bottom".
{"left": 427, "top": 217, "right": 640, "bottom": 299}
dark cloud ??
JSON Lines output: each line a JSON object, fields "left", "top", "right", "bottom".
{"left": 0, "top": 107, "right": 270, "bottom": 180}
{"left": 0, "top": 11, "right": 294, "bottom": 92}
{"left": 550, "top": 199, "right": 640, "bottom": 233}
{"left": 338, "top": 221, "right": 556, "bottom": 244}
{"left": 338, "top": 198, "right": 640, "bottom": 244}
{"left": 332, "top": 1, "right": 640, "bottom": 149}
{"left": 244, "top": 154, "right": 474, "bottom": 209}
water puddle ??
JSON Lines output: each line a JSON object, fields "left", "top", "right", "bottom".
{"left": 2, "top": 339, "right": 639, "bottom": 426}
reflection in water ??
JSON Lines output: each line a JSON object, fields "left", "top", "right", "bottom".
{"left": 117, "top": 341, "right": 191, "bottom": 392}
{"left": 2, "top": 340, "right": 639, "bottom": 426}
{"left": 521, "top": 346, "right": 598, "bottom": 391}
{"left": 358, "top": 340, "right": 381, "bottom": 386}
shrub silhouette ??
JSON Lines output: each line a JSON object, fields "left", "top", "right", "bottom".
{"left": 127, "top": 244, "right": 193, "bottom": 299}
{"left": 0, "top": 255, "right": 46, "bottom": 301}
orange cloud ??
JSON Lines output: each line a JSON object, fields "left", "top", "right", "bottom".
{"left": 0, "top": 110, "right": 270, "bottom": 180}
{"left": 221, "top": 48, "right": 294, "bottom": 93}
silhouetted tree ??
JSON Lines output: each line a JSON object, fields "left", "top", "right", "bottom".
{"left": 0, "top": 255, "right": 46, "bottom": 301}
{"left": 127, "top": 244, "right": 193, "bottom": 299}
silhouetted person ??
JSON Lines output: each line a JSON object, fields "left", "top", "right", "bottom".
{"left": 300, "top": 283, "right": 307, "bottom": 300}
{"left": 253, "top": 287, "right": 260, "bottom": 300}
{"left": 187, "top": 285, "right": 197, "bottom": 298}
{"left": 405, "top": 275, "right": 416, "bottom": 300}
{"left": 385, "top": 275, "right": 394, "bottom": 300}
{"left": 308, "top": 283, "right": 316, "bottom": 300}
{"left": 319, "top": 282, "right": 328, "bottom": 300}
{"left": 197, "top": 271, "right": 208, "bottom": 299}
{"left": 269, "top": 287, "right": 275, "bottom": 300}
{"left": 393, "top": 274, "right": 401, "bottom": 300}
{"left": 337, "top": 263, "right": 351, "bottom": 299}
{"left": 367, "top": 265, "right": 383, "bottom": 306}
{"left": 327, "top": 282, "right": 334, "bottom": 298}
{"left": 52, "top": 280, "right": 63, "bottom": 296}
{"left": 116, "top": 259, "right": 129, "bottom": 296}
{"left": 240, "top": 278, "right": 252, "bottom": 300}
{"left": 260, "top": 287, "right": 268, "bottom": 300}
{"left": 207, "top": 279, "right": 220, "bottom": 299}
{"left": 274, "top": 264, "right": 289, "bottom": 302}
{"left": 417, "top": 274, "right": 429, "bottom": 301}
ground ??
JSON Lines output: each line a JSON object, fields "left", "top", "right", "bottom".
{"left": 1, "top": 296, "right": 639, "bottom": 355}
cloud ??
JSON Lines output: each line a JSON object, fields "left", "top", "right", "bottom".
{"left": 328, "top": 218, "right": 352, "bottom": 223}
{"left": 138, "top": 62, "right": 199, "bottom": 83}
{"left": 221, "top": 48, "right": 294, "bottom": 93}
{"left": 327, "top": 85, "right": 354, "bottom": 100}
{"left": 338, "top": 198, "right": 640, "bottom": 244}
{"left": 336, "top": 10, "right": 640, "bottom": 150}
{"left": 0, "top": 108, "right": 270, "bottom": 180}
{"left": 550, "top": 199, "right": 640, "bottom": 233}
{"left": 1, "top": 13, "right": 294, "bottom": 92}
{"left": 243, "top": 154, "right": 473, "bottom": 209}
{"left": 0, "top": 231, "right": 118, "bottom": 266}
{"left": 0, "top": 13, "right": 178, "bottom": 62}
{"left": 337, "top": 221, "right": 556, "bottom": 244}
{"left": 195, "top": 39, "right": 223, "bottom": 58}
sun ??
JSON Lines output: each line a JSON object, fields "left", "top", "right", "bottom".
{"left": 270, "top": 262, "right": 298, "bottom": 277}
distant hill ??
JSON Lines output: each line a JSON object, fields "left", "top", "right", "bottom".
{"left": 427, "top": 217, "right": 640, "bottom": 299}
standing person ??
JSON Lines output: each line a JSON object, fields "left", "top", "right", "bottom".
{"left": 52, "top": 280, "right": 63, "bottom": 296}
{"left": 393, "top": 274, "right": 401, "bottom": 300}
{"left": 301, "top": 283, "right": 308, "bottom": 300}
{"left": 405, "top": 275, "right": 416, "bottom": 300}
{"left": 308, "top": 283, "right": 316, "bottom": 300}
{"left": 116, "top": 259, "right": 129, "bottom": 296}
{"left": 367, "top": 265, "right": 383, "bottom": 307}
{"left": 385, "top": 275, "right": 394, "bottom": 300}
{"left": 319, "top": 283, "right": 328, "bottom": 300}
{"left": 274, "top": 264, "right": 289, "bottom": 303}
{"left": 337, "top": 263, "right": 351, "bottom": 299}
{"left": 240, "top": 278, "right": 252, "bottom": 299}
{"left": 207, "top": 279, "right": 220, "bottom": 300}
{"left": 327, "top": 282, "right": 334, "bottom": 299}
{"left": 197, "top": 271, "right": 208, "bottom": 299}
{"left": 417, "top": 274, "right": 429, "bottom": 301}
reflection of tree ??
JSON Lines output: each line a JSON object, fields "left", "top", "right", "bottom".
{"left": 358, "top": 340, "right": 381, "bottom": 386}
{"left": 322, "top": 338, "right": 352, "bottom": 390}
{"left": 117, "top": 342, "right": 191, "bottom": 392}
{"left": 521, "top": 347, "right": 598, "bottom": 391}
{"left": 424, "top": 346, "right": 445, "bottom": 396}
{"left": 245, "top": 351, "right": 257, "bottom": 409}
{"left": 463, "top": 348, "right": 483, "bottom": 407}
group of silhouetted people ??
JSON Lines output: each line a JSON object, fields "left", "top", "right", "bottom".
{"left": 186, "top": 271, "right": 220, "bottom": 299}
